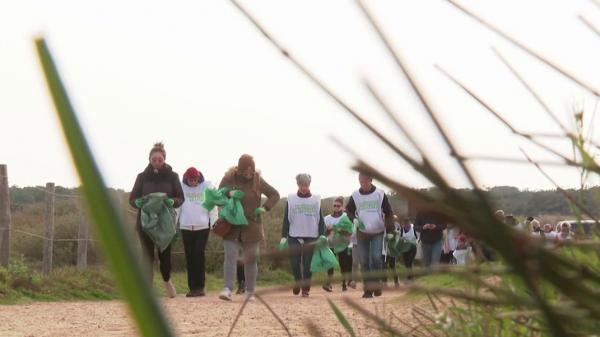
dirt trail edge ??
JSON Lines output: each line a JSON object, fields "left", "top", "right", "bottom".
{"left": 0, "top": 287, "right": 423, "bottom": 337}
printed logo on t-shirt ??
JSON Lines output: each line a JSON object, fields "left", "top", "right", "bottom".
{"left": 358, "top": 200, "right": 379, "bottom": 212}
{"left": 184, "top": 192, "right": 203, "bottom": 203}
{"left": 292, "top": 203, "right": 319, "bottom": 216}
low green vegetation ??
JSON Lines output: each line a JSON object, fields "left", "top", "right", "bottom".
{"left": 0, "top": 258, "right": 293, "bottom": 304}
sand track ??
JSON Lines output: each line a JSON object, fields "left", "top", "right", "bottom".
{"left": 0, "top": 287, "right": 419, "bottom": 337}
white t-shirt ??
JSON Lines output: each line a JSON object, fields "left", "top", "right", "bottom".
{"left": 178, "top": 181, "right": 218, "bottom": 231}
{"left": 445, "top": 226, "right": 461, "bottom": 251}
{"left": 351, "top": 188, "right": 385, "bottom": 234}
{"left": 400, "top": 224, "right": 418, "bottom": 241}
{"left": 287, "top": 194, "right": 321, "bottom": 238}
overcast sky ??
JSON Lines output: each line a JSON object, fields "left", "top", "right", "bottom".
{"left": 1, "top": 0, "right": 600, "bottom": 197}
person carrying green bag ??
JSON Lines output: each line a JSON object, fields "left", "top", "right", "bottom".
{"left": 281, "top": 173, "right": 325, "bottom": 297}
{"left": 217, "top": 154, "right": 280, "bottom": 302}
{"left": 139, "top": 192, "right": 178, "bottom": 253}
{"left": 322, "top": 197, "right": 353, "bottom": 292}
{"left": 129, "top": 142, "right": 184, "bottom": 298}
{"left": 345, "top": 172, "right": 395, "bottom": 298}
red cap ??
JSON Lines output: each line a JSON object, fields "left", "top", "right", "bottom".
{"left": 184, "top": 167, "right": 201, "bottom": 179}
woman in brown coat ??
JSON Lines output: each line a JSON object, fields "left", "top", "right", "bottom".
{"left": 218, "top": 154, "right": 280, "bottom": 301}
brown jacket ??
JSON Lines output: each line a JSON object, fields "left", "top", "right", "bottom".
{"left": 218, "top": 168, "right": 280, "bottom": 243}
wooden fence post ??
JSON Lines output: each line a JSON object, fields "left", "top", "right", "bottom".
{"left": 0, "top": 165, "right": 11, "bottom": 267}
{"left": 77, "top": 199, "right": 88, "bottom": 269}
{"left": 42, "top": 182, "right": 55, "bottom": 275}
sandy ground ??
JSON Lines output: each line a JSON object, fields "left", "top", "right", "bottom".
{"left": 0, "top": 286, "right": 422, "bottom": 337}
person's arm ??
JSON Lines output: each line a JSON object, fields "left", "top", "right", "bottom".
{"left": 260, "top": 177, "right": 280, "bottom": 211}
{"left": 318, "top": 210, "right": 325, "bottom": 236}
{"left": 382, "top": 194, "right": 395, "bottom": 232}
{"left": 171, "top": 173, "right": 184, "bottom": 208}
{"left": 345, "top": 196, "right": 357, "bottom": 221}
{"left": 129, "top": 174, "right": 143, "bottom": 208}
{"left": 281, "top": 202, "right": 290, "bottom": 238}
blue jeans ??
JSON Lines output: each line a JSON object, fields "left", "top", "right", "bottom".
{"left": 357, "top": 232, "right": 384, "bottom": 291}
{"left": 421, "top": 240, "right": 443, "bottom": 268}
{"left": 288, "top": 237, "right": 317, "bottom": 289}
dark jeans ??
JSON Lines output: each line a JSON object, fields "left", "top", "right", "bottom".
{"left": 381, "top": 255, "right": 398, "bottom": 284}
{"left": 402, "top": 245, "right": 417, "bottom": 279}
{"left": 357, "top": 232, "right": 384, "bottom": 292}
{"left": 288, "top": 237, "right": 316, "bottom": 289}
{"left": 421, "top": 240, "right": 443, "bottom": 268}
{"left": 181, "top": 229, "right": 210, "bottom": 291}
{"left": 138, "top": 229, "right": 172, "bottom": 282}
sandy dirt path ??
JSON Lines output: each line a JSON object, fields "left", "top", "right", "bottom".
{"left": 0, "top": 287, "right": 422, "bottom": 337}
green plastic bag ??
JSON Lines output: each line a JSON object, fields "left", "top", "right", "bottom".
{"left": 332, "top": 215, "right": 354, "bottom": 235}
{"left": 219, "top": 195, "right": 248, "bottom": 225}
{"left": 202, "top": 187, "right": 230, "bottom": 210}
{"left": 203, "top": 188, "right": 248, "bottom": 225}
{"left": 386, "top": 232, "right": 416, "bottom": 257}
{"left": 330, "top": 232, "right": 350, "bottom": 253}
{"left": 140, "top": 192, "right": 177, "bottom": 253}
{"left": 277, "top": 238, "right": 288, "bottom": 251}
{"left": 310, "top": 235, "right": 340, "bottom": 273}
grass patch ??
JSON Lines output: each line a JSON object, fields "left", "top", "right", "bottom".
{"left": 405, "top": 270, "right": 468, "bottom": 299}
{"left": 0, "top": 260, "right": 295, "bottom": 303}
{"left": 0, "top": 261, "right": 117, "bottom": 304}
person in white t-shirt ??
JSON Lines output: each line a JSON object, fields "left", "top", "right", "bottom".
{"left": 323, "top": 196, "right": 352, "bottom": 292}
{"left": 345, "top": 172, "right": 395, "bottom": 298}
{"left": 281, "top": 173, "right": 325, "bottom": 297}
{"left": 399, "top": 217, "right": 418, "bottom": 279}
{"left": 178, "top": 167, "right": 218, "bottom": 297}
{"left": 557, "top": 222, "right": 574, "bottom": 242}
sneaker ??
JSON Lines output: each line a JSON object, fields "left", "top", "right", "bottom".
{"left": 362, "top": 291, "right": 373, "bottom": 298}
{"left": 342, "top": 284, "right": 348, "bottom": 292}
{"left": 164, "top": 281, "right": 177, "bottom": 298}
{"left": 301, "top": 290, "right": 310, "bottom": 297}
{"left": 374, "top": 289, "right": 382, "bottom": 297}
{"left": 246, "top": 294, "right": 256, "bottom": 302}
{"left": 322, "top": 284, "right": 333, "bottom": 293}
{"left": 348, "top": 281, "right": 357, "bottom": 289}
{"left": 292, "top": 286, "right": 301, "bottom": 295}
{"left": 219, "top": 288, "right": 232, "bottom": 301}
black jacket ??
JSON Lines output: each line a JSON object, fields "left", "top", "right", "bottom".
{"left": 414, "top": 211, "right": 447, "bottom": 244}
{"left": 129, "top": 164, "right": 184, "bottom": 229}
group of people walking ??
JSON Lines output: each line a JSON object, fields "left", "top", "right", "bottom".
{"left": 128, "top": 142, "right": 463, "bottom": 301}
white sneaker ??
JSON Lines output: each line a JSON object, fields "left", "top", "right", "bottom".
{"left": 219, "top": 288, "right": 232, "bottom": 301}
{"left": 164, "top": 280, "right": 177, "bottom": 298}
{"left": 246, "top": 293, "right": 256, "bottom": 302}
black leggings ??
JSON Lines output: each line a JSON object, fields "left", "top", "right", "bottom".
{"left": 138, "top": 229, "right": 172, "bottom": 282}
{"left": 237, "top": 262, "right": 245, "bottom": 287}
{"left": 326, "top": 248, "right": 353, "bottom": 284}
{"left": 181, "top": 229, "right": 210, "bottom": 291}
{"left": 381, "top": 255, "right": 398, "bottom": 283}
{"left": 402, "top": 245, "right": 417, "bottom": 279}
